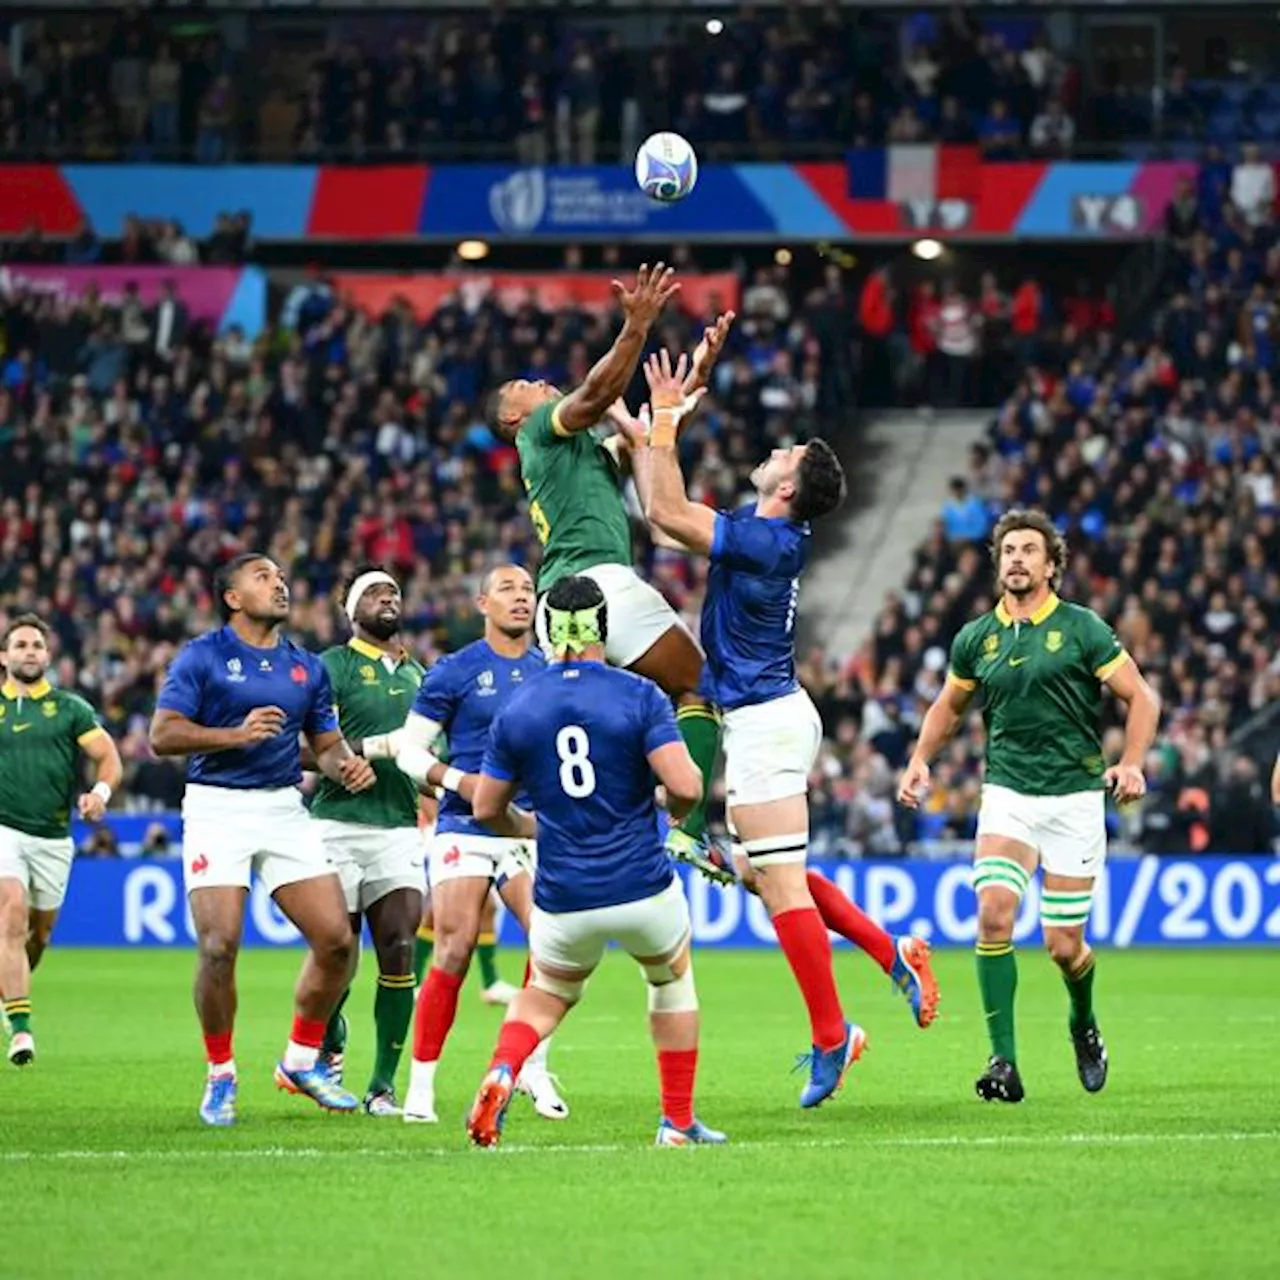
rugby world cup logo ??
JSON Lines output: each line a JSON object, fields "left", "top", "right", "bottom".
{"left": 489, "top": 169, "right": 547, "bottom": 235}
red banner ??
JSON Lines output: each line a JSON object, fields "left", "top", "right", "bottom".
{"left": 329, "top": 272, "right": 741, "bottom": 322}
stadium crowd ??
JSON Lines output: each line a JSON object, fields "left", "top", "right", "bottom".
{"left": 6, "top": 5, "right": 1278, "bottom": 163}
{"left": 847, "top": 163, "right": 1280, "bottom": 856}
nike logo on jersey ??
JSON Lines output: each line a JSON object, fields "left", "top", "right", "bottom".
{"left": 388, "top": 687, "right": 406, "bottom": 695}
{"left": 1009, "top": 657, "right": 1029, "bottom": 667}
{"left": 12, "top": 723, "right": 32, "bottom": 734}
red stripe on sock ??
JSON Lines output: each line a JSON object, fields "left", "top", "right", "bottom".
{"left": 204, "top": 1032, "right": 233, "bottom": 1066}
{"left": 658, "top": 1048, "right": 697, "bottom": 1130}
{"left": 807, "top": 870, "right": 896, "bottom": 973}
{"left": 290, "top": 1016, "right": 326, "bottom": 1050}
{"left": 773, "top": 906, "right": 846, "bottom": 1050}
{"left": 490, "top": 1019, "right": 542, "bottom": 1075}
{"left": 412, "top": 966, "right": 464, "bottom": 1063}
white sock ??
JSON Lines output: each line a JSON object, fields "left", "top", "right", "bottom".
{"left": 283, "top": 1040, "right": 319, "bottom": 1072}
{"left": 408, "top": 1058, "right": 438, "bottom": 1097}
{"left": 208, "top": 1059, "right": 237, "bottom": 1079}
{"left": 523, "top": 1038, "right": 550, "bottom": 1074}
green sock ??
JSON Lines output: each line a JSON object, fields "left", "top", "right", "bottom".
{"left": 322, "top": 988, "right": 349, "bottom": 1058}
{"left": 369, "top": 974, "right": 415, "bottom": 1094}
{"left": 413, "top": 927, "right": 434, "bottom": 985}
{"left": 4, "top": 997, "right": 32, "bottom": 1036}
{"left": 975, "top": 941, "right": 1018, "bottom": 1064}
{"left": 676, "top": 701, "right": 721, "bottom": 841}
{"left": 477, "top": 933, "right": 500, "bottom": 989}
{"left": 1064, "top": 952, "right": 1097, "bottom": 1034}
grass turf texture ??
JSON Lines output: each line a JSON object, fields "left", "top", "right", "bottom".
{"left": 3, "top": 948, "right": 1277, "bottom": 1280}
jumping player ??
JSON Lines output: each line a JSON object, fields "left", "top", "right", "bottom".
{"left": 149, "top": 552, "right": 376, "bottom": 1126}
{"left": 308, "top": 566, "right": 425, "bottom": 1115}
{"left": 486, "top": 264, "right": 730, "bottom": 872}
{"left": 0, "top": 614, "right": 123, "bottom": 1067}
{"left": 899, "top": 509, "right": 1160, "bottom": 1102}
{"left": 636, "top": 352, "right": 880, "bottom": 1107}
{"left": 466, "top": 575, "right": 723, "bottom": 1148}
{"left": 389, "top": 565, "right": 566, "bottom": 1124}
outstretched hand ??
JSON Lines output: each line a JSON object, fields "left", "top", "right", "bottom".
{"left": 686, "top": 311, "right": 736, "bottom": 393}
{"left": 612, "top": 262, "right": 680, "bottom": 328}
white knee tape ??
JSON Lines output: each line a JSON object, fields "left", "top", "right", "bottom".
{"left": 972, "top": 856, "right": 1031, "bottom": 904}
{"left": 646, "top": 966, "right": 698, "bottom": 1013}
{"left": 742, "top": 833, "right": 808, "bottom": 867}
{"left": 532, "top": 967, "right": 586, "bottom": 1004}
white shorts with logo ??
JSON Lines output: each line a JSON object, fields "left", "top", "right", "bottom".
{"left": 530, "top": 877, "right": 690, "bottom": 974}
{"left": 427, "top": 830, "right": 534, "bottom": 889}
{"left": 181, "top": 783, "right": 335, "bottom": 897}
{"left": 313, "top": 820, "right": 426, "bottom": 914}
{"left": 536, "top": 562, "right": 697, "bottom": 669}
{"left": 976, "top": 784, "right": 1107, "bottom": 879}
{"left": 0, "top": 822, "right": 74, "bottom": 911}
{"left": 723, "top": 688, "right": 823, "bottom": 808}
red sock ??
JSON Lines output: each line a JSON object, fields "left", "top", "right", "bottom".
{"left": 289, "top": 1015, "right": 326, "bottom": 1049}
{"left": 773, "top": 907, "right": 846, "bottom": 1050}
{"left": 807, "top": 870, "right": 896, "bottom": 973}
{"left": 412, "top": 966, "right": 464, "bottom": 1063}
{"left": 204, "top": 1031, "right": 233, "bottom": 1068}
{"left": 523, "top": 956, "right": 533, "bottom": 988}
{"left": 657, "top": 1048, "right": 697, "bottom": 1129}
{"left": 490, "top": 1020, "right": 541, "bottom": 1075}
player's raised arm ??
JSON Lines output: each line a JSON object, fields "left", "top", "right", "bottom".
{"left": 638, "top": 351, "right": 716, "bottom": 554}
{"left": 682, "top": 310, "right": 736, "bottom": 395}
{"left": 554, "top": 263, "right": 680, "bottom": 434}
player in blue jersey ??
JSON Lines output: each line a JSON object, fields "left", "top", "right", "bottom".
{"left": 381, "top": 565, "right": 566, "bottom": 1125}
{"left": 149, "top": 553, "right": 377, "bottom": 1126}
{"left": 465, "top": 575, "right": 722, "bottom": 1148}
{"left": 634, "top": 351, "right": 876, "bottom": 1108}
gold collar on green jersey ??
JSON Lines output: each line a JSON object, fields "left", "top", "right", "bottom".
{"left": 347, "top": 637, "right": 411, "bottom": 664}
{"left": 995, "top": 592, "right": 1060, "bottom": 628}
{"left": 1, "top": 679, "right": 52, "bottom": 700}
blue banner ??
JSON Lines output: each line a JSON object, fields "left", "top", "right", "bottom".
{"left": 53, "top": 854, "right": 1280, "bottom": 949}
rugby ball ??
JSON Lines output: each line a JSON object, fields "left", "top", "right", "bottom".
{"left": 635, "top": 132, "right": 699, "bottom": 203}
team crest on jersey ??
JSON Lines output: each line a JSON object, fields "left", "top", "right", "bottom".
{"left": 982, "top": 634, "right": 1000, "bottom": 659}
{"left": 42, "top": 700, "right": 57, "bottom": 717}
{"left": 511, "top": 669, "right": 523, "bottom": 682}
{"left": 260, "top": 658, "right": 273, "bottom": 672}
{"left": 360, "top": 664, "right": 378, "bottom": 684}
{"left": 226, "top": 657, "right": 246, "bottom": 683}
{"left": 1045, "top": 630, "right": 1064, "bottom": 654}
{"left": 477, "top": 670, "right": 496, "bottom": 697}
{"left": 291, "top": 665, "right": 308, "bottom": 685}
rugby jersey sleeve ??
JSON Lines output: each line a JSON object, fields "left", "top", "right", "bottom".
{"left": 156, "top": 642, "right": 207, "bottom": 719}
{"left": 710, "top": 511, "right": 785, "bottom": 574}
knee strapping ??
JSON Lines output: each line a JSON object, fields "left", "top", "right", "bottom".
{"left": 742, "top": 833, "right": 808, "bottom": 867}
{"left": 531, "top": 966, "right": 586, "bottom": 1004}
{"left": 646, "top": 965, "right": 698, "bottom": 1013}
{"left": 1040, "top": 889, "right": 1094, "bottom": 929}
{"left": 972, "top": 856, "right": 1032, "bottom": 903}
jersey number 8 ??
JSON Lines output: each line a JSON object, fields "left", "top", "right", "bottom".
{"left": 555, "top": 725, "right": 596, "bottom": 799}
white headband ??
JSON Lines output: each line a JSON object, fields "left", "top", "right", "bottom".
{"left": 345, "top": 571, "right": 399, "bottom": 624}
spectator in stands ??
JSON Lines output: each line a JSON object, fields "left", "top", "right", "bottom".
{"left": 940, "top": 478, "right": 990, "bottom": 544}
{"left": 147, "top": 40, "right": 183, "bottom": 155}
{"left": 978, "top": 97, "right": 1021, "bottom": 159}
{"left": 1028, "top": 97, "right": 1075, "bottom": 156}
{"left": 1230, "top": 143, "right": 1275, "bottom": 228}
{"left": 935, "top": 280, "right": 980, "bottom": 406}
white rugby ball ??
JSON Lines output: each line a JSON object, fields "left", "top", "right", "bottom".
{"left": 635, "top": 131, "right": 699, "bottom": 202}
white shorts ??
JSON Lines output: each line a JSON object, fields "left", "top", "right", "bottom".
{"left": 536, "top": 562, "right": 697, "bottom": 668}
{"left": 976, "top": 784, "right": 1107, "bottom": 879}
{"left": 427, "top": 831, "right": 534, "bottom": 889}
{"left": 0, "top": 822, "right": 74, "bottom": 911}
{"left": 530, "top": 877, "right": 690, "bottom": 974}
{"left": 181, "top": 783, "right": 335, "bottom": 897}
{"left": 314, "top": 820, "right": 426, "bottom": 914}
{"left": 723, "top": 688, "right": 823, "bottom": 808}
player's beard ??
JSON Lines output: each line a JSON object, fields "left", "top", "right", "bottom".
{"left": 9, "top": 658, "right": 47, "bottom": 684}
{"left": 361, "top": 611, "right": 401, "bottom": 642}
{"left": 1001, "top": 570, "right": 1040, "bottom": 599}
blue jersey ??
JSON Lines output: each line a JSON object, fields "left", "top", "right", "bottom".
{"left": 411, "top": 639, "right": 545, "bottom": 838}
{"left": 698, "top": 504, "right": 809, "bottom": 711}
{"left": 482, "top": 662, "right": 679, "bottom": 914}
{"left": 156, "top": 627, "right": 338, "bottom": 789}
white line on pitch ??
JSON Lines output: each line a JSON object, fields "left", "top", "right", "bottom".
{"left": 1, "top": 1130, "right": 1276, "bottom": 1164}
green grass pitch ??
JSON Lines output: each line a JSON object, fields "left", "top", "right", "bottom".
{"left": 3, "top": 947, "right": 1277, "bottom": 1279}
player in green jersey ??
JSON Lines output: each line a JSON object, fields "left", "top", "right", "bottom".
{"left": 0, "top": 613, "right": 123, "bottom": 1067}
{"left": 309, "top": 567, "right": 426, "bottom": 1115}
{"left": 486, "top": 264, "right": 732, "bottom": 879}
{"left": 899, "top": 509, "right": 1160, "bottom": 1102}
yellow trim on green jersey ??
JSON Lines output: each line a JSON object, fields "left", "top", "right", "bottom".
{"left": 947, "top": 671, "right": 977, "bottom": 692}
{"left": 76, "top": 726, "right": 108, "bottom": 746}
{"left": 551, "top": 400, "right": 571, "bottom": 437}
{"left": 994, "top": 592, "right": 1061, "bottom": 628}
{"left": 1095, "top": 649, "right": 1131, "bottom": 682}
{"left": 2, "top": 679, "right": 53, "bottom": 700}
{"left": 346, "top": 636, "right": 413, "bottom": 663}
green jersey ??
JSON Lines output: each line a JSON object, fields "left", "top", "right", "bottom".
{"left": 311, "top": 640, "right": 425, "bottom": 829}
{"left": 0, "top": 679, "right": 105, "bottom": 838}
{"left": 948, "top": 594, "right": 1128, "bottom": 798}
{"left": 517, "top": 397, "right": 633, "bottom": 591}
